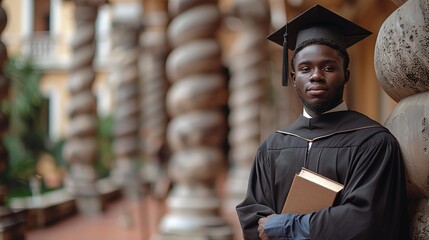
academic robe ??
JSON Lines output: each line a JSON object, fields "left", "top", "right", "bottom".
{"left": 236, "top": 110, "right": 409, "bottom": 240}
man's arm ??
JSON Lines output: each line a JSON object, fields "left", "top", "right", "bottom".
{"left": 236, "top": 142, "right": 277, "bottom": 240}
{"left": 258, "top": 214, "right": 311, "bottom": 240}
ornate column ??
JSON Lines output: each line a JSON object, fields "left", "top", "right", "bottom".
{"left": 63, "top": 0, "right": 107, "bottom": 215}
{"left": 139, "top": 2, "right": 169, "bottom": 237}
{"left": 225, "top": 0, "right": 270, "bottom": 211}
{"left": 158, "top": 0, "right": 232, "bottom": 239}
{"left": 139, "top": 0, "right": 169, "bottom": 192}
{"left": 110, "top": 7, "right": 142, "bottom": 199}
{"left": 0, "top": 2, "right": 26, "bottom": 238}
{"left": 374, "top": 0, "right": 429, "bottom": 238}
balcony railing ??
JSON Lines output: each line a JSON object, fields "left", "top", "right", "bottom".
{"left": 27, "top": 32, "right": 58, "bottom": 61}
{"left": 2, "top": 31, "right": 111, "bottom": 70}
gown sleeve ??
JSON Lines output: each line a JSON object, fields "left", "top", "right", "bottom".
{"left": 310, "top": 132, "right": 410, "bottom": 240}
{"left": 264, "top": 213, "right": 311, "bottom": 239}
{"left": 236, "top": 141, "right": 277, "bottom": 240}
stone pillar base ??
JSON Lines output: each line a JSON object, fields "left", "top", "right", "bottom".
{"left": 224, "top": 168, "right": 250, "bottom": 213}
{"left": 0, "top": 207, "right": 26, "bottom": 240}
{"left": 75, "top": 195, "right": 105, "bottom": 216}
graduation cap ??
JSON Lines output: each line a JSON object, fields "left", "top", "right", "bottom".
{"left": 267, "top": 4, "right": 372, "bottom": 86}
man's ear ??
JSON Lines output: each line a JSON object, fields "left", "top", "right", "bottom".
{"left": 290, "top": 71, "right": 296, "bottom": 85}
{"left": 344, "top": 70, "right": 350, "bottom": 85}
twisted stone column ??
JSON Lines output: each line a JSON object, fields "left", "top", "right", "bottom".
{"left": 0, "top": 2, "right": 26, "bottom": 238}
{"left": 63, "top": 0, "right": 106, "bottom": 215}
{"left": 0, "top": 0, "right": 9, "bottom": 207}
{"left": 375, "top": 0, "right": 429, "bottom": 238}
{"left": 158, "top": 1, "right": 232, "bottom": 239}
{"left": 110, "top": 15, "right": 142, "bottom": 199}
{"left": 139, "top": 9, "right": 169, "bottom": 190}
{"left": 225, "top": 0, "right": 270, "bottom": 212}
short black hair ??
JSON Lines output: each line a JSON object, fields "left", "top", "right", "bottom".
{"left": 290, "top": 38, "right": 350, "bottom": 72}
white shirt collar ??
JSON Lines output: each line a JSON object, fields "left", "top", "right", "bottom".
{"left": 303, "top": 101, "right": 348, "bottom": 118}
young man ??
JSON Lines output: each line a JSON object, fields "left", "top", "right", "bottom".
{"left": 236, "top": 5, "right": 410, "bottom": 240}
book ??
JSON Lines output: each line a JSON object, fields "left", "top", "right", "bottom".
{"left": 282, "top": 167, "right": 344, "bottom": 214}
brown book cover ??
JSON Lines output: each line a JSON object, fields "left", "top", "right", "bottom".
{"left": 282, "top": 168, "right": 344, "bottom": 214}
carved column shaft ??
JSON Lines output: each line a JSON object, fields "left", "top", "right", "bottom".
{"left": 63, "top": 1, "right": 106, "bottom": 215}
{"left": 225, "top": 0, "right": 270, "bottom": 211}
{"left": 111, "top": 14, "right": 142, "bottom": 199}
{"left": 375, "top": 0, "right": 429, "bottom": 238}
{"left": 0, "top": 0, "right": 9, "bottom": 205}
{"left": 158, "top": 0, "right": 232, "bottom": 239}
{"left": 139, "top": 6, "right": 169, "bottom": 189}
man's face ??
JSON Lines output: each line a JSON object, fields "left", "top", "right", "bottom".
{"left": 291, "top": 44, "right": 349, "bottom": 115}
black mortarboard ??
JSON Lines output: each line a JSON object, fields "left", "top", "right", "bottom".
{"left": 267, "top": 4, "right": 372, "bottom": 86}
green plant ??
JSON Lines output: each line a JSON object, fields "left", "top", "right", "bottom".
{"left": 1, "top": 56, "right": 48, "bottom": 189}
{"left": 96, "top": 115, "right": 114, "bottom": 178}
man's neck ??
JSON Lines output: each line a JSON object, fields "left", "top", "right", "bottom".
{"left": 303, "top": 101, "right": 348, "bottom": 118}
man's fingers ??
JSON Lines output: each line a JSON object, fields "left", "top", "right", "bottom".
{"left": 258, "top": 217, "right": 268, "bottom": 240}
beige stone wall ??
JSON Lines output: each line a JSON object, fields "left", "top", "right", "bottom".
{"left": 39, "top": 71, "right": 110, "bottom": 140}
{"left": 2, "top": 0, "right": 24, "bottom": 55}
{"left": 56, "top": 1, "right": 75, "bottom": 58}
{"left": 3, "top": 0, "right": 22, "bottom": 34}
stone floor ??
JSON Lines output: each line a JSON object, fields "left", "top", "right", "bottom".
{"left": 25, "top": 195, "right": 243, "bottom": 240}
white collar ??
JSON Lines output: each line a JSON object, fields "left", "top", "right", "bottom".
{"left": 303, "top": 101, "right": 348, "bottom": 119}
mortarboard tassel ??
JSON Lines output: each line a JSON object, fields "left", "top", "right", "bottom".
{"left": 282, "top": 32, "right": 288, "bottom": 86}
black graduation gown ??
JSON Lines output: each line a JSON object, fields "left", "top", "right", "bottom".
{"left": 236, "top": 111, "right": 409, "bottom": 240}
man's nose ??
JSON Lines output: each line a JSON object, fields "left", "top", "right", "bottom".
{"left": 309, "top": 68, "right": 324, "bottom": 81}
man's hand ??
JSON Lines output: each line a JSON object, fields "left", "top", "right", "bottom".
{"left": 257, "top": 215, "right": 274, "bottom": 240}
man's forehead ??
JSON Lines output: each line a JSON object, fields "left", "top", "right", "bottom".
{"left": 295, "top": 45, "right": 343, "bottom": 62}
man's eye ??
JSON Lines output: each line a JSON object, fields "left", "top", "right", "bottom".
{"left": 324, "top": 66, "right": 335, "bottom": 72}
{"left": 300, "top": 67, "right": 310, "bottom": 73}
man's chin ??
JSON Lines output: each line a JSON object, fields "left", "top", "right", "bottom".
{"left": 304, "top": 102, "right": 336, "bottom": 114}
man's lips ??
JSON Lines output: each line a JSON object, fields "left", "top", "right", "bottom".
{"left": 306, "top": 86, "right": 328, "bottom": 96}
